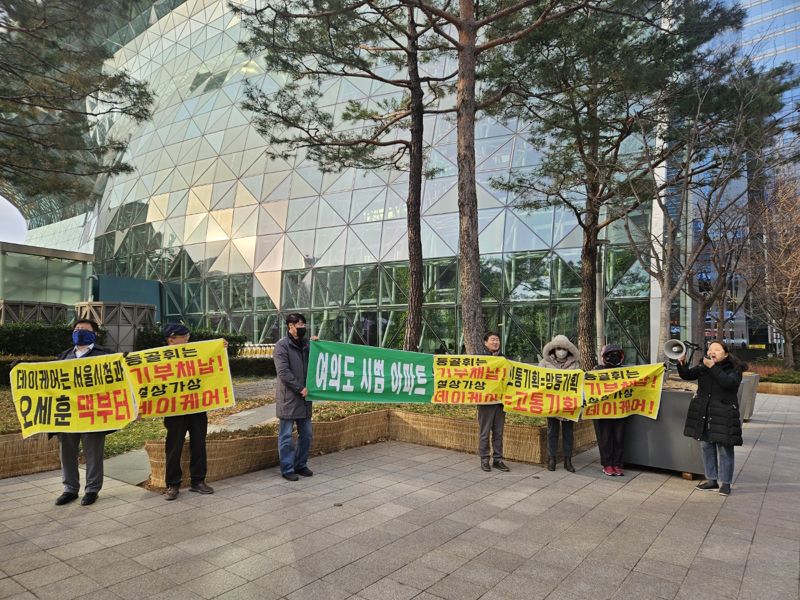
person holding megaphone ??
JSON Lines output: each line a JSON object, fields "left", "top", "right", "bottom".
{"left": 677, "top": 341, "right": 747, "bottom": 496}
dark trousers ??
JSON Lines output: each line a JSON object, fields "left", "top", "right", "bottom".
{"left": 477, "top": 404, "right": 505, "bottom": 460}
{"left": 164, "top": 412, "right": 208, "bottom": 487}
{"left": 547, "top": 418, "right": 574, "bottom": 458}
{"left": 58, "top": 432, "right": 105, "bottom": 494}
{"left": 594, "top": 418, "right": 625, "bottom": 467}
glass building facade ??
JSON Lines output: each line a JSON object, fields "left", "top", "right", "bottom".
{"left": 16, "top": 0, "right": 654, "bottom": 361}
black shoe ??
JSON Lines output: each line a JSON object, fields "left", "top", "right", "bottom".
{"left": 481, "top": 459, "right": 491, "bottom": 472}
{"left": 164, "top": 486, "right": 180, "bottom": 501}
{"left": 55, "top": 492, "right": 78, "bottom": 506}
{"left": 190, "top": 481, "right": 214, "bottom": 494}
{"left": 718, "top": 483, "right": 731, "bottom": 496}
{"left": 282, "top": 472, "right": 299, "bottom": 481}
{"left": 80, "top": 492, "right": 98, "bottom": 506}
{"left": 564, "top": 457, "right": 575, "bottom": 473}
{"left": 493, "top": 460, "right": 510, "bottom": 472}
{"left": 296, "top": 467, "right": 313, "bottom": 477}
{"left": 696, "top": 480, "right": 719, "bottom": 491}
{"left": 547, "top": 457, "right": 556, "bottom": 471}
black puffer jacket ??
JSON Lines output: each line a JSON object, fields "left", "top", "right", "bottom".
{"left": 678, "top": 358, "right": 743, "bottom": 446}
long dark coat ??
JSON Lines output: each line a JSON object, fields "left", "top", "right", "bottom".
{"left": 678, "top": 358, "right": 743, "bottom": 446}
{"left": 273, "top": 335, "right": 311, "bottom": 420}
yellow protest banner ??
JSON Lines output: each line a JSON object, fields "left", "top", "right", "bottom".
{"left": 582, "top": 364, "right": 664, "bottom": 420}
{"left": 432, "top": 355, "right": 507, "bottom": 404}
{"left": 123, "top": 339, "right": 234, "bottom": 418}
{"left": 10, "top": 354, "right": 137, "bottom": 438}
{"left": 502, "top": 361, "right": 584, "bottom": 420}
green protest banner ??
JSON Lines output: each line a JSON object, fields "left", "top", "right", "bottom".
{"left": 307, "top": 340, "right": 434, "bottom": 403}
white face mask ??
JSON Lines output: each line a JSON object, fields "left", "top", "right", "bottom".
{"left": 555, "top": 348, "right": 568, "bottom": 360}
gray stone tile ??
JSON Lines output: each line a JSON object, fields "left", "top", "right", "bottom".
{"left": 426, "top": 574, "right": 489, "bottom": 600}
{"left": 11, "top": 561, "right": 80, "bottom": 590}
{"left": 286, "top": 579, "right": 351, "bottom": 600}
{"left": 85, "top": 559, "right": 150, "bottom": 587}
{"left": 224, "top": 554, "right": 285, "bottom": 581}
{"left": 252, "top": 565, "right": 318, "bottom": 598}
{"left": 29, "top": 574, "right": 102, "bottom": 600}
{"left": 108, "top": 572, "right": 175, "bottom": 600}
{"left": 157, "top": 558, "right": 220, "bottom": 584}
{"left": 2, "top": 550, "right": 60, "bottom": 576}
{"left": 0, "top": 578, "right": 26, "bottom": 599}
{"left": 184, "top": 569, "right": 249, "bottom": 599}
{"left": 358, "top": 578, "right": 420, "bottom": 600}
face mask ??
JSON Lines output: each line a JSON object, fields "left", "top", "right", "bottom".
{"left": 72, "top": 330, "right": 97, "bottom": 346}
{"left": 554, "top": 348, "right": 568, "bottom": 360}
{"left": 604, "top": 352, "right": 623, "bottom": 366}
{"left": 294, "top": 327, "right": 307, "bottom": 339}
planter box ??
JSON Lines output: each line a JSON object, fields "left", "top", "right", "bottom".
{"left": 757, "top": 381, "right": 800, "bottom": 396}
{"left": 0, "top": 433, "right": 60, "bottom": 479}
{"left": 145, "top": 410, "right": 391, "bottom": 488}
{"left": 389, "top": 410, "right": 595, "bottom": 464}
{"left": 623, "top": 390, "right": 705, "bottom": 476}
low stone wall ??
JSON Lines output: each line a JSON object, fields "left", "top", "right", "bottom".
{"left": 0, "top": 433, "right": 60, "bottom": 478}
{"left": 757, "top": 381, "right": 800, "bottom": 396}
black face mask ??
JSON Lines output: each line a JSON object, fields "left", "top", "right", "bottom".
{"left": 604, "top": 352, "right": 623, "bottom": 366}
{"left": 294, "top": 327, "right": 307, "bottom": 339}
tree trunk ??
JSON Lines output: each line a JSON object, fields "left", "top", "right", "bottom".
{"left": 784, "top": 336, "right": 795, "bottom": 369}
{"left": 455, "top": 1, "right": 484, "bottom": 353}
{"left": 403, "top": 8, "right": 424, "bottom": 352}
{"left": 657, "top": 290, "right": 672, "bottom": 362}
{"left": 578, "top": 213, "right": 598, "bottom": 369}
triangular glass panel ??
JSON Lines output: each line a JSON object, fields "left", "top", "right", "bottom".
{"left": 286, "top": 197, "right": 319, "bottom": 231}
{"left": 554, "top": 224, "right": 583, "bottom": 249}
{"left": 424, "top": 184, "right": 458, "bottom": 216}
{"left": 281, "top": 237, "right": 307, "bottom": 269}
{"left": 423, "top": 214, "right": 459, "bottom": 254}
{"left": 254, "top": 271, "right": 282, "bottom": 308}
{"left": 263, "top": 171, "right": 292, "bottom": 201}
{"left": 208, "top": 243, "right": 231, "bottom": 275}
{"left": 257, "top": 206, "right": 283, "bottom": 235}
{"left": 255, "top": 233, "right": 283, "bottom": 267}
{"left": 511, "top": 206, "right": 555, "bottom": 246}
{"left": 478, "top": 210, "right": 505, "bottom": 254}
{"left": 315, "top": 228, "right": 347, "bottom": 267}
{"left": 314, "top": 226, "right": 346, "bottom": 261}
{"left": 232, "top": 206, "right": 258, "bottom": 238}
{"left": 210, "top": 208, "right": 234, "bottom": 236}
{"left": 382, "top": 232, "right": 409, "bottom": 262}
{"left": 503, "top": 211, "right": 550, "bottom": 252}
{"left": 229, "top": 242, "right": 253, "bottom": 273}
{"left": 385, "top": 187, "right": 407, "bottom": 220}
{"left": 205, "top": 215, "right": 229, "bottom": 242}
{"left": 316, "top": 199, "right": 347, "bottom": 228}
{"left": 234, "top": 181, "right": 258, "bottom": 207}
{"left": 351, "top": 191, "right": 387, "bottom": 224}
{"left": 323, "top": 168, "right": 355, "bottom": 193}
{"left": 348, "top": 222, "right": 382, "bottom": 263}
{"left": 420, "top": 220, "right": 454, "bottom": 259}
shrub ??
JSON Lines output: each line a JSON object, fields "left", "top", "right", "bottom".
{"left": 0, "top": 355, "right": 57, "bottom": 388}
{"left": 133, "top": 325, "right": 248, "bottom": 357}
{"left": 229, "top": 357, "right": 276, "bottom": 377}
{"left": 761, "top": 371, "right": 800, "bottom": 384}
{"left": 0, "top": 322, "right": 107, "bottom": 356}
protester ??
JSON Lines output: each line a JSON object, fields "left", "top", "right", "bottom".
{"left": 678, "top": 340, "right": 745, "bottom": 496}
{"left": 540, "top": 335, "right": 581, "bottom": 472}
{"left": 273, "top": 313, "right": 313, "bottom": 481}
{"left": 162, "top": 323, "right": 215, "bottom": 500}
{"left": 53, "top": 319, "right": 110, "bottom": 506}
{"left": 594, "top": 343, "right": 628, "bottom": 476}
{"left": 477, "top": 331, "right": 509, "bottom": 473}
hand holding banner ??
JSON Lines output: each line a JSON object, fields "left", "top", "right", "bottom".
{"left": 124, "top": 339, "right": 235, "bottom": 418}
{"left": 582, "top": 364, "right": 664, "bottom": 419}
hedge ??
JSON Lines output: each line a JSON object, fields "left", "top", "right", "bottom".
{"left": 0, "top": 355, "right": 57, "bottom": 387}
{"left": 0, "top": 323, "right": 107, "bottom": 356}
{"left": 761, "top": 371, "right": 800, "bottom": 384}
{"left": 134, "top": 326, "right": 248, "bottom": 357}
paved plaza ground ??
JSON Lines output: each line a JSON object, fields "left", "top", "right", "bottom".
{"left": 1, "top": 393, "right": 798, "bottom": 600}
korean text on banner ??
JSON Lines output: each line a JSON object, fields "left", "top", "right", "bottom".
{"left": 10, "top": 355, "right": 137, "bottom": 438}
{"left": 503, "top": 361, "right": 584, "bottom": 420}
{"left": 583, "top": 364, "right": 665, "bottom": 420}
{"left": 432, "top": 355, "right": 507, "bottom": 405}
{"left": 124, "top": 339, "right": 234, "bottom": 418}
{"left": 307, "top": 340, "right": 434, "bottom": 403}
